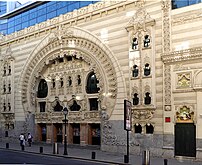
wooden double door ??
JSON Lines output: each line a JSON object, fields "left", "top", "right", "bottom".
{"left": 175, "top": 123, "right": 196, "bottom": 157}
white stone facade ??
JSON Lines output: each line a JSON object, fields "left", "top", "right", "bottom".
{"left": 1, "top": 0, "right": 202, "bottom": 159}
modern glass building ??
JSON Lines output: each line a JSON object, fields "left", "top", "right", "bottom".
{"left": 0, "top": 1, "right": 98, "bottom": 35}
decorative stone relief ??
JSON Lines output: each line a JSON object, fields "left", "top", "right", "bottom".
{"left": 2, "top": 113, "right": 15, "bottom": 129}
{"left": 21, "top": 27, "right": 119, "bottom": 120}
{"left": 177, "top": 72, "right": 191, "bottom": 88}
{"left": 161, "top": 0, "right": 171, "bottom": 108}
{"left": 162, "top": 47, "right": 202, "bottom": 64}
{"left": 175, "top": 105, "right": 194, "bottom": 123}
{"left": 164, "top": 65, "right": 171, "bottom": 105}
{"left": 132, "top": 107, "right": 155, "bottom": 121}
{"left": 102, "top": 120, "right": 118, "bottom": 145}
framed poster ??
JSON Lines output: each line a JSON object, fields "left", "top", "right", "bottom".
{"left": 124, "top": 99, "right": 132, "bottom": 131}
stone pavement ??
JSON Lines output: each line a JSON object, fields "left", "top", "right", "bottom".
{"left": 0, "top": 141, "right": 201, "bottom": 165}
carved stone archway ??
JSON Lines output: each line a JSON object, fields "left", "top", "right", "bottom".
{"left": 19, "top": 26, "right": 125, "bottom": 118}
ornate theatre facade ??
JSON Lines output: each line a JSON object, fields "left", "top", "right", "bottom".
{"left": 1, "top": 0, "right": 202, "bottom": 159}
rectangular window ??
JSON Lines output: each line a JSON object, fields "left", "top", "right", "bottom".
{"left": 8, "top": 21, "right": 14, "bottom": 28}
{"left": 29, "top": 19, "right": 37, "bottom": 26}
{"left": 8, "top": 27, "right": 14, "bottom": 34}
{"left": 47, "top": 11, "right": 56, "bottom": 19}
{"left": 37, "top": 15, "right": 47, "bottom": 23}
{"left": 39, "top": 102, "right": 46, "bottom": 112}
{"left": 47, "top": 4, "right": 56, "bottom": 13}
{"left": 30, "top": 12, "right": 37, "bottom": 19}
{"left": 68, "top": 2, "right": 80, "bottom": 12}
{"left": 172, "top": 0, "right": 201, "bottom": 9}
{"left": 89, "top": 98, "right": 98, "bottom": 111}
{"left": 22, "top": 22, "right": 29, "bottom": 29}
{"left": 15, "top": 24, "right": 21, "bottom": 31}
{"left": 57, "top": 7, "right": 67, "bottom": 16}
{"left": 22, "top": 15, "right": 29, "bottom": 22}
{"left": 38, "top": 8, "right": 47, "bottom": 16}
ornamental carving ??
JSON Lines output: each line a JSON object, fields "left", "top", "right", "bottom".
{"left": 162, "top": 47, "right": 202, "bottom": 64}
{"left": 102, "top": 120, "right": 118, "bottom": 145}
{"left": 177, "top": 72, "right": 191, "bottom": 88}
{"left": 161, "top": 0, "right": 171, "bottom": 108}
{"left": 35, "top": 111, "right": 100, "bottom": 123}
{"left": 176, "top": 105, "right": 194, "bottom": 123}
{"left": 20, "top": 27, "right": 120, "bottom": 119}
{"left": 132, "top": 106, "right": 155, "bottom": 121}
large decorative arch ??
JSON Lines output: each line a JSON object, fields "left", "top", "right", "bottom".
{"left": 19, "top": 26, "right": 125, "bottom": 118}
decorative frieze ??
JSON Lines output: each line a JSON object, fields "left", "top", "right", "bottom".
{"left": 162, "top": 47, "right": 202, "bottom": 64}
{"left": 35, "top": 111, "right": 100, "bottom": 123}
{"left": 172, "top": 10, "right": 202, "bottom": 26}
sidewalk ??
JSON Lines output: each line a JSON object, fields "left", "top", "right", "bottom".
{"left": 0, "top": 141, "right": 201, "bottom": 165}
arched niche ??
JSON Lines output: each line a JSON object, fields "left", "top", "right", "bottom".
{"left": 19, "top": 26, "right": 125, "bottom": 119}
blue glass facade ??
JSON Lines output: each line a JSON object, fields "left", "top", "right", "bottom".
{"left": 172, "top": 0, "right": 202, "bottom": 9}
{"left": 0, "top": 1, "right": 98, "bottom": 35}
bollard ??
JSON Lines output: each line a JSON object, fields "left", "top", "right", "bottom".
{"left": 91, "top": 151, "right": 96, "bottom": 159}
{"left": 53, "top": 143, "right": 59, "bottom": 154}
{"left": 40, "top": 147, "right": 43, "bottom": 153}
{"left": 142, "top": 150, "right": 150, "bottom": 165}
{"left": 6, "top": 143, "right": 9, "bottom": 149}
{"left": 164, "top": 159, "right": 168, "bottom": 165}
{"left": 124, "top": 155, "right": 129, "bottom": 163}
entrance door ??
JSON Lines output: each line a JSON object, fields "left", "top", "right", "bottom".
{"left": 175, "top": 123, "right": 196, "bottom": 157}
{"left": 72, "top": 124, "right": 80, "bottom": 144}
{"left": 89, "top": 124, "right": 100, "bottom": 145}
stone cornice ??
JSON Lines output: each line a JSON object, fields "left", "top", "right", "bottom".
{"left": 172, "top": 9, "right": 202, "bottom": 26}
{"left": 161, "top": 47, "right": 202, "bottom": 64}
{"left": 0, "top": 0, "right": 138, "bottom": 46}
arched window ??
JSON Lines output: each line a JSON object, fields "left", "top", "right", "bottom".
{"left": 52, "top": 79, "right": 55, "bottom": 88}
{"left": 68, "top": 76, "right": 72, "bottom": 86}
{"left": 133, "top": 93, "right": 139, "bottom": 105}
{"left": 143, "top": 35, "right": 150, "bottom": 48}
{"left": 37, "top": 79, "right": 48, "bottom": 98}
{"left": 70, "top": 100, "right": 81, "bottom": 111}
{"left": 77, "top": 75, "right": 81, "bottom": 85}
{"left": 134, "top": 124, "right": 142, "bottom": 133}
{"left": 132, "top": 37, "right": 138, "bottom": 50}
{"left": 54, "top": 101, "right": 63, "bottom": 112}
{"left": 132, "top": 65, "right": 138, "bottom": 77}
{"left": 144, "top": 92, "right": 151, "bottom": 105}
{"left": 60, "top": 78, "right": 63, "bottom": 87}
{"left": 146, "top": 124, "right": 154, "bottom": 134}
{"left": 144, "top": 63, "right": 151, "bottom": 76}
{"left": 86, "top": 72, "right": 100, "bottom": 94}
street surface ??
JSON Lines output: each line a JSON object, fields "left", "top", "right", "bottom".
{"left": 0, "top": 150, "right": 111, "bottom": 165}
{"left": 0, "top": 142, "right": 202, "bottom": 165}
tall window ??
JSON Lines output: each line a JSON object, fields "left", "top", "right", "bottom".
{"left": 144, "top": 63, "right": 151, "bottom": 76}
{"left": 89, "top": 98, "right": 98, "bottom": 111}
{"left": 39, "top": 102, "right": 46, "bottom": 112}
{"left": 144, "top": 92, "right": 151, "bottom": 105}
{"left": 37, "top": 79, "right": 48, "bottom": 98}
{"left": 146, "top": 124, "right": 154, "bottom": 134}
{"left": 86, "top": 72, "right": 100, "bottom": 94}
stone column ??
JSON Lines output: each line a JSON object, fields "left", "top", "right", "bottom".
{"left": 80, "top": 123, "right": 88, "bottom": 146}
{"left": 46, "top": 124, "right": 52, "bottom": 143}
